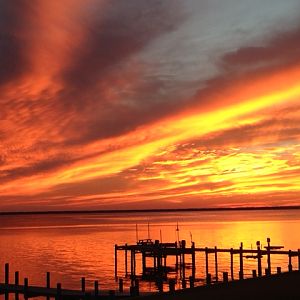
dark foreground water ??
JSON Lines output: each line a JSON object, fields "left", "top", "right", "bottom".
{"left": 0, "top": 209, "right": 299, "bottom": 294}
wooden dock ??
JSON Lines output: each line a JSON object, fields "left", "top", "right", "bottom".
{"left": 115, "top": 238, "right": 300, "bottom": 287}
{"left": 1, "top": 238, "right": 300, "bottom": 299}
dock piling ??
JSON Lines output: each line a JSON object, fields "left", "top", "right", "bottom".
{"left": 267, "top": 237, "right": 271, "bottom": 274}
{"left": 56, "top": 283, "right": 62, "bottom": 300}
{"left": 252, "top": 270, "right": 257, "bottom": 278}
{"left": 5, "top": 263, "right": 9, "bottom": 285}
{"left": 214, "top": 246, "right": 218, "bottom": 282}
{"left": 239, "top": 243, "right": 244, "bottom": 280}
{"left": 81, "top": 277, "right": 86, "bottom": 293}
{"left": 257, "top": 241, "right": 262, "bottom": 277}
{"left": 24, "top": 278, "right": 28, "bottom": 300}
{"left": 118, "top": 278, "right": 123, "bottom": 293}
{"left": 223, "top": 272, "right": 228, "bottom": 283}
{"left": 94, "top": 280, "right": 99, "bottom": 297}
{"left": 230, "top": 248, "right": 234, "bottom": 280}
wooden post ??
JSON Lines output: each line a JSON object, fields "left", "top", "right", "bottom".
{"left": 56, "top": 283, "right": 62, "bottom": 300}
{"left": 191, "top": 242, "right": 196, "bottom": 279}
{"left": 142, "top": 252, "right": 146, "bottom": 274}
{"left": 24, "top": 278, "right": 28, "bottom": 300}
{"left": 133, "top": 250, "right": 136, "bottom": 276}
{"left": 205, "top": 247, "right": 209, "bottom": 279}
{"left": 81, "top": 277, "right": 86, "bottom": 293}
{"left": 223, "top": 272, "right": 228, "bottom": 283}
{"left": 277, "top": 267, "right": 281, "bottom": 274}
{"left": 130, "top": 250, "right": 134, "bottom": 277}
{"left": 94, "top": 281, "right": 99, "bottom": 297}
{"left": 239, "top": 243, "right": 244, "bottom": 280}
{"left": 125, "top": 244, "right": 128, "bottom": 276}
{"left": 230, "top": 248, "right": 234, "bottom": 280}
{"left": 288, "top": 250, "right": 292, "bottom": 272}
{"left": 114, "top": 244, "right": 118, "bottom": 280}
{"left": 181, "top": 240, "right": 186, "bottom": 281}
{"left": 134, "top": 279, "right": 139, "bottom": 296}
{"left": 169, "top": 279, "right": 175, "bottom": 292}
{"left": 214, "top": 246, "right": 218, "bottom": 282}
{"left": 267, "top": 237, "right": 271, "bottom": 274}
{"left": 252, "top": 270, "right": 257, "bottom": 278}
{"left": 46, "top": 272, "right": 51, "bottom": 300}
{"left": 15, "top": 271, "right": 19, "bottom": 300}
{"left": 298, "top": 249, "right": 300, "bottom": 271}
{"left": 257, "top": 241, "right": 262, "bottom": 277}
{"left": 189, "top": 276, "right": 194, "bottom": 288}
{"left": 5, "top": 263, "right": 9, "bottom": 284}
{"left": 119, "top": 278, "right": 123, "bottom": 293}
{"left": 175, "top": 242, "right": 179, "bottom": 271}
{"left": 206, "top": 273, "right": 211, "bottom": 285}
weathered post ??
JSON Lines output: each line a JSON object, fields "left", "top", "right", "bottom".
{"left": 142, "top": 251, "right": 146, "bottom": 275}
{"left": 267, "top": 237, "right": 271, "bottom": 274}
{"left": 46, "top": 272, "right": 51, "bottom": 300}
{"left": 214, "top": 246, "right": 218, "bottom": 282}
{"left": 81, "top": 277, "right": 86, "bottom": 293}
{"left": 257, "top": 241, "right": 262, "bottom": 277}
{"left": 169, "top": 279, "right": 175, "bottom": 292}
{"left": 175, "top": 241, "right": 179, "bottom": 271}
{"left": 191, "top": 242, "right": 196, "bottom": 279}
{"left": 181, "top": 240, "right": 186, "bottom": 281}
{"left": 134, "top": 279, "right": 139, "bottom": 296}
{"left": 298, "top": 249, "right": 300, "bottom": 271}
{"left": 239, "top": 243, "right": 244, "bottom": 280}
{"left": 5, "top": 263, "right": 9, "bottom": 284}
{"left": 189, "top": 276, "right": 194, "bottom": 288}
{"left": 114, "top": 244, "right": 118, "bottom": 280}
{"left": 288, "top": 250, "right": 292, "bottom": 272}
{"left": 24, "top": 278, "right": 29, "bottom": 300}
{"left": 182, "top": 279, "right": 186, "bottom": 289}
{"left": 230, "top": 248, "right": 234, "bottom": 280}
{"left": 119, "top": 278, "right": 123, "bottom": 293}
{"left": 277, "top": 267, "right": 281, "bottom": 274}
{"left": 15, "top": 271, "right": 19, "bottom": 300}
{"left": 205, "top": 247, "right": 209, "bottom": 279}
{"left": 206, "top": 273, "right": 211, "bottom": 285}
{"left": 56, "top": 283, "right": 62, "bottom": 300}
{"left": 223, "top": 272, "right": 228, "bottom": 283}
{"left": 252, "top": 270, "right": 257, "bottom": 278}
{"left": 125, "top": 244, "right": 128, "bottom": 276}
{"left": 94, "top": 281, "right": 99, "bottom": 297}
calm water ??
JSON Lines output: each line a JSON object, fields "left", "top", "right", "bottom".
{"left": 0, "top": 209, "right": 300, "bottom": 294}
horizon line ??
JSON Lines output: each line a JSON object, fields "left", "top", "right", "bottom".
{"left": 0, "top": 205, "right": 300, "bottom": 216}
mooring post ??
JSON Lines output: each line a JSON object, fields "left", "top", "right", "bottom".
{"left": 134, "top": 279, "right": 139, "bottom": 296}
{"left": 239, "top": 242, "right": 244, "bottom": 280}
{"left": 205, "top": 247, "right": 209, "bottom": 279}
{"left": 257, "top": 241, "right": 262, "bottom": 277}
{"left": 94, "top": 280, "right": 99, "bottom": 297}
{"left": 24, "top": 278, "right": 28, "bottom": 300}
{"left": 277, "top": 267, "right": 281, "bottom": 274}
{"left": 130, "top": 249, "right": 134, "bottom": 277}
{"left": 182, "top": 279, "right": 186, "bottom": 289}
{"left": 288, "top": 250, "right": 292, "bottom": 272}
{"left": 114, "top": 244, "right": 118, "bottom": 280}
{"left": 142, "top": 251, "right": 146, "bottom": 274}
{"left": 56, "top": 283, "right": 62, "bottom": 300}
{"left": 252, "top": 270, "right": 257, "bottom": 278}
{"left": 189, "top": 276, "right": 194, "bottom": 288}
{"left": 125, "top": 244, "right": 128, "bottom": 276}
{"left": 267, "top": 237, "right": 271, "bottom": 274}
{"left": 133, "top": 249, "right": 136, "bottom": 276}
{"left": 15, "top": 271, "right": 19, "bottom": 300}
{"left": 230, "top": 248, "right": 234, "bottom": 280}
{"left": 191, "top": 242, "right": 196, "bottom": 279}
{"left": 214, "top": 246, "right": 218, "bottom": 282}
{"left": 46, "top": 272, "right": 51, "bottom": 300}
{"left": 81, "top": 277, "right": 86, "bottom": 293}
{"left": 169, "top": 279, "right": 175, "bottom": 292}
{"left": 175, "top": 241, "right": 179, "bottom": 271}
{"left": 298, "top": 249, "right": 300, "bottom": 271}
{"left": 223, "top": 272, "right": 228, "bottom": 283}
{"left": 206, "top": 273, "right": 211, "bottom": 285}
{"left": 118, "top": 278, "right": 123, "bottom": 293}
{"left": 5, "top": 263, "right": 9, "bottom": 284}
{"left": 181, "top": 240, "right": 186, "bottom": 281}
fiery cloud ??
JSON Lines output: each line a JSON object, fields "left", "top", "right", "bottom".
{"left": 0, "top": 0, "right": 299, "bottom": 211}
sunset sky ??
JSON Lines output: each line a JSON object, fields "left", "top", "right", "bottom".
{"left": 1, "top": 0, "right": 300, "bottom": 211}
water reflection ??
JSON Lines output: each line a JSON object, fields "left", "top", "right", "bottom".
{"left": 0, "top": 209, "right": 299, "bottom": 293}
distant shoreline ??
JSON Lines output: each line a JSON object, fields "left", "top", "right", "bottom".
{"left": 0, "top": 205, "right": 299, "bottom": 215}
